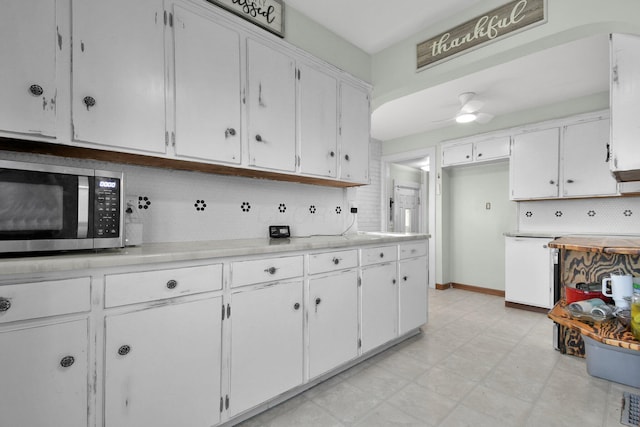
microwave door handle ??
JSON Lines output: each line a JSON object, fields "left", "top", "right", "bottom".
{"left": 77, "top": 176, "right": 89, "bottom": 238}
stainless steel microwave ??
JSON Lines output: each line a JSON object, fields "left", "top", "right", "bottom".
{"left": 0, "top": 160, "right": 124, "bottom": 253}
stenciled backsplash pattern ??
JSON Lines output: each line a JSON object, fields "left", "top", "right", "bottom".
{"left": 518, "top": 198, "right": 640, "bottom": 234}
{"left": 1, "top": 151, "right": 354, "bottom": 244}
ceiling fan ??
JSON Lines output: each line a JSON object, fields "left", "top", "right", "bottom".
{"left": 453, "top": 92, "right": 494, "bottom": 124}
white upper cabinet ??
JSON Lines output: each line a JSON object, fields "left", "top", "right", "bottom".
{"left": 339, "top": 82, "right": 370, "bottom": 184}
{"left": 247, "top": 39, "right": 297, "bottom": 171}
{"left": 172, "top": 5, "right": 242, "bottom": 164}
{"left": 510, "top": 128, "right": 560, "bottom": 200}
{"left": 562, "top": 118, "right": 617, "bottom": 197}
{"left": 298, "top": 63, "right": 339, "bottom": 178}
{"left": 610, "top": 33, "right": 640, "bottom": 180}
{"left": 72, "top": 0, "right": 167, "bottom": 154}
{"left": 0, "top": 1, "right": 57, "bottom": 138}
{"left": 441, "top": 143, "right": 473, "bottom": 166}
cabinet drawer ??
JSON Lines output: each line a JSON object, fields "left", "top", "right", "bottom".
{"left": 399, "top": 241, "right": 427, "bottom": 259}
{"left": 0, "top": 277, "right": 91, "bottom": 323}
{"left": 361, "top": 246, "right": 398, "bottom": 266}
{"left": 231, "top": 256, "right": 303, "bottom": 288}
{"left": 105, "top": 264, "right": 222, "bottom": 308}
{"left": 309, "top": 250, "right": 357, "bottom": 274}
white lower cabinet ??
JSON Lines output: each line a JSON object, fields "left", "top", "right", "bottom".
{"left": 229, "top": 280, "right": 304, "bottom": 417}
{"left": 361, "top": 262, "right": 397, "bottom": 353}
{"left": 505, "top": 237, "right": 554, "bottom": 309}
{"left": 308, "top": 269, "right": 358, "bottom": 379}
{"left": 0, "top": 319, "right": 89, "bottom": 427}
{"left": 399, "top": 256, "right": 429, "bottom": 335}
{"left": 104, "top": 297, "right": 222, "bottom": 427}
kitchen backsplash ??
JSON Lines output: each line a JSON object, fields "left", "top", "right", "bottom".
{"left": 1, "top": 150, "right": 356, "bottom": 243}
{"left": 518, "top": 197, "right": 640, "bottom": 234}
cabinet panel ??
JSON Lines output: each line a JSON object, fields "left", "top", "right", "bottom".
{"left": 610, "top": 33, "right": 640, "bottom": 176}
{"left": 400, "top": 241, "right": 427, "bottom": 260}
{"left": 339, "top": 82, "right": 370, "bottom": 183}
{"left": 0, "top": 1, "right": 56, "bottom": 137}
{"left": 361, "top": 262, "right": 397, "bottom": 353}
{"left": 247, "top": 39, "right": 296, "bottom": 171}
{"left": 505, "top": 237, "right": 554, "bottom": 309}
{"left": 398, "top": 257, "right": 428, "bottom": 335}
{"left": 308, "top": 270, "right": 358, "bottom": 379}
{"left": 510, "top": 128, "right": 560, "bottom": 199}
{"left": 104, "top": 264, "right": 222, "bottom": 307}
{"left": 298, "top": 63, "right": 338, "bottom": 177}
{"left": 72, "top": 0, "right": 166, "bottom": 153}
{"left": 474, "top": 136, "right": 510, "bottom": 161}
{"left": 562, "top": 118, "right": 617, "bottom": 197}
{"left": 442, "top": 143, "right": 473, "bottom": 166}
{"left": 0, "top": 277, "right": 90, "bottom": 323}
{"left": 230, "top": 280, "right": 303, "bottom": 416}
{"left": 173, "top": 5, "right": 242, "bottom": 163}
{"left": 231, "top": 255, "right": 303, "bottom": 288}
{"left": 0, "top": 319, "right": 88, "bottom": 427}
{"left": 308, "top": 249, "right": 357, "bottom": 275}
{"left": 105, "top": 297, "right": 222, "bottom": 427}
{"left": 361, "top": 245, "right": 397, "bottom": 266}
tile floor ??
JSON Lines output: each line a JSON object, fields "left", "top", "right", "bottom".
{"left": 237, "top": 288, "right": 640, "bottom": 427}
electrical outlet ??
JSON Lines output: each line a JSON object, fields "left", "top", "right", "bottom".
{"left": 349, "top": 201, "right": 358, "bottom": 214}
{"left": 350, "top": 207, "right": 358, "bottom": 214}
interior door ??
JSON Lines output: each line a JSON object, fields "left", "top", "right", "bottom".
{"left": 393, "top": 183, "right": 421, "bottom": 233}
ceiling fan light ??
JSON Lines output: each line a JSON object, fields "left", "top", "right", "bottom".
{"left": 455, "top": 112, "right": 477, "bottom": 123}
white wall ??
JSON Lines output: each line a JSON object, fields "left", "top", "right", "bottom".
{"left": 355, "top": 140, "right": 382, "bottom": 231}
{"left": 446, "top": 162, "right": 517, "bottom": 291}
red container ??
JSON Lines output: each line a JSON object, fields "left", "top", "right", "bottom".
{"left": 565, "top": 282, "right": 612, "bottom": 304}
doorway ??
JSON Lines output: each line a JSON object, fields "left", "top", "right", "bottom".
{"left": 381, "top": 147, "right": 436, "bottom": 289}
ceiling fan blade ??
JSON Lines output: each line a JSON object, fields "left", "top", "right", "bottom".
{"left": 475, "top": 112, "right": 494, "bottom": 124}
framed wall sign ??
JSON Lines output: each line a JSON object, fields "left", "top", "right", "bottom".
{"left": 207, "top": 0, "right": 284, "bottom": 37}
{"left": 417, "top": 0, "right": 546, "bottom": 70}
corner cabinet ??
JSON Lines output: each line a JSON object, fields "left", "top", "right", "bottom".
{"left": 71, "top": 0, "right": 167, "bottom": 154}
{"left": 610, "top": 33, "right": 640, "bottom": 181}
{"left": 0, "top": 1, "right": 57, "bottom": 138}
{"left": 339, "top": 82, "right": 371, "bottom": 184}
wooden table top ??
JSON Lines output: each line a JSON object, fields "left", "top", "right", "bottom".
{"left": 548, "top": 301, "right": 639, "bottom": 351}
{"left": 548, "top": 236, "right": 640, "bottom": 255}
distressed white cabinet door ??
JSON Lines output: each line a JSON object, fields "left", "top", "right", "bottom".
{"left": 104, "top": 297, "right": 222, "bottom": 427}
{"left": 610, "top": 33, "right": 640, "bottom": 178}
{"left": 361, "top": 262, "right": 397, "bottom": 353}
{"left": 563, "top": 118, "right": 617, "bottom": 197}
{"left": 173, "top": 5, "right": 242, "bottom": 164}
{"left": 229, "top": 280, "right": 303, "bottom": 416}
{"left": 298, "top": 63, "right": 338, "bottom": 178}
{"left": 339, "top": 82, "right": 370, "bottom": 183}
{"left": 0, "top": 1, "right": 56, "bottom": 137}
{"left": 398, "top": 256, "right": 428, "bottom": 335}
{"left": 0, "top": 320, "right": 88, "bottom": 427}
{"left": 510, "top": 128, "right": 560, "bottom": 200}
{"left": 247, "top": 39, "right": 296, "bottom": 171}
{"left": 442, "top": 143, "right": 473, "bottom": 166}
{"left": 308, "top": 270, "right": 358, "bottom": 379}
{"left": 72, "top": 0, "right": 166, "bottom": 154}
{"left": 505, "top": 237, "right": 554, "bottom": 309}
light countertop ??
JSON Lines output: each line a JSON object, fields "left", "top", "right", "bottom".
{"left": 0, "top": 232, "right": 429, "bottom": 276}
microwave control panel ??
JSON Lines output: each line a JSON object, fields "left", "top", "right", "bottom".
{"left": 94, "top": 176, "right": 121, "bottom": 238}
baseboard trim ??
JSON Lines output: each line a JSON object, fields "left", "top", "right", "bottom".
{"left": 435, "top": 283, "right": 451, "bottom": 290}
{"left": 504, "top": 301, "right": 550, "bottom": 313}
{"left": 449, "top": 282, "right": 505, "bottom": 297}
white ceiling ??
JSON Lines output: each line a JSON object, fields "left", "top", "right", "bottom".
{"left": 283, "top": 1, "right": 610, "bottom": 143}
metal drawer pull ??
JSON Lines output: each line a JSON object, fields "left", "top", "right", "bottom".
{"left": 60, "top": 356, "right": 75, "bottom": 368}
{"left": 332, "top": 257, "right": 341, "bottom": 265}
{"left": 0, "top": 297, "right": 11, "bottom": 312}
{"left": 329, "top": 151, "right": 335, "bottom": 157}
{"left": 225, "top": 128, "right": 236, "bottom": 138}
{"left": 118, "top": 345, "right": 131, "bottom": 356}
{"left": 293, "top": 302, "right": 300, "bottom": 310}
{"left": 344, "top": 154, "right": 350, "bottom": 161}
{"left": 264, "top": 267, "right": 277, "bottom": 275}
{"left": 392, "top": 279, "right": 396, "bottom": 284}
{"left": 403, "top": 276, "right": 408, "bottom": 282}
{"left": 166, "top": 279, "right": 178, "bottom": 289}
{"left": 83, "top": 96, "right": 96, "bottom": 110}
{"left": 379, "top": 252, "right": 384, "bottom": 258}
{"left": 29, "top": 84, "right": 44, "bottom": 96}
